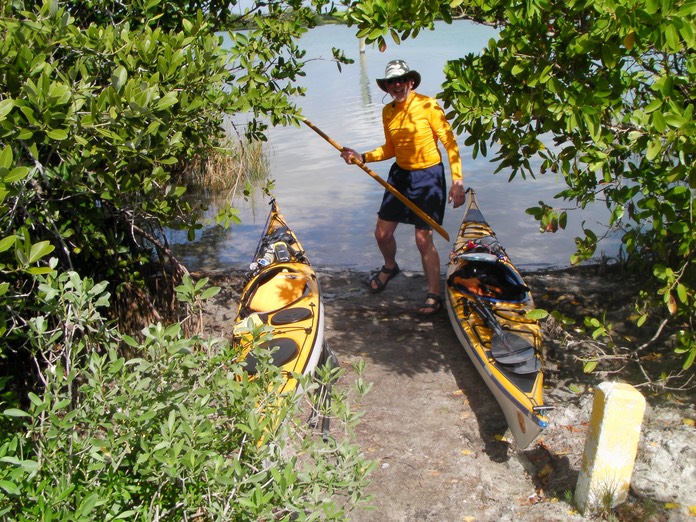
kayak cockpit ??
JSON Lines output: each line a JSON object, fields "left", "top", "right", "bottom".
{"left": 447, "top": 254, "right": 530, "bottom": 303}
{"left": 241, "top": 266, "right": 312, "bottom": 317}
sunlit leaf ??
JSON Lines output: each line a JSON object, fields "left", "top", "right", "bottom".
{"left": 676, "top": 283, "right": 687, "bottom": 303}
{"left": 112, "top": 65, "right": 128, "bottom": 91}
{"left": 526, "top": 309, "right": 549, "bottom": 320}
{"left": 3, "top": 166, "right": 30, "bottom": 183}
{"left": 583, "top": 360, "right": 598, "bottom": 373}
{"left": 568, "top": 384, "right": 583, "bottom": 394}
{"left": 3, "top": 408, "right": 30, "bottom": 417}
{"left": 0, "top": 235, "right": 17, "bottom": 253}
{"left": 683, "top": 348, "right": 695, "bottom": 370}
{"left": 0, "top": 480, "right": 20, "bottom": 496}
{"left": 0, "top": 99, "right": 14, "bottom": 120}
{"left": 47, "top": 128, "right": 68, "bottom": 140}
{"left": 28, "top": 241, "right": 55, "bottom": 264}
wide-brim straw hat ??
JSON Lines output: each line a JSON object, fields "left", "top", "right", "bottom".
{"left": 376, "top": 59, "right": 421, "bottom": 92}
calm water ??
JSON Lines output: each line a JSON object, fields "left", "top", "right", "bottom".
{"left": 170, "top": 22, "right": 617, "bottom": 273}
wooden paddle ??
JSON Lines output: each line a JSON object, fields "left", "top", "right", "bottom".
{"left": 469, "top": 294, "right": 540, "bottom": 372}
{"left": 301, "top": 118, "right": 450, "bottom": 242}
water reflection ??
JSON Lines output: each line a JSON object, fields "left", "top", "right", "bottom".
{"left": 171, "top": 21, "right": 620, "bottom": 273}
{"left": 359, "top": 52, "right": 373, "bottom": 106}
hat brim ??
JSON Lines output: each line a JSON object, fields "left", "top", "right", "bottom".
{"left": 376, "top": 71, "right": 421, "bottom": 92}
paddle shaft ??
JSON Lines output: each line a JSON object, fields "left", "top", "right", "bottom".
{"left": 470, "top": 295, "right": 506, "bottom": 338}
{"left": 302, "top": 118, "right": 450, "bottom": 242}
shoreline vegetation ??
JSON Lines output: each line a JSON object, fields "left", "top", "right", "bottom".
{"left": 185, "top": 137, "right": 269, "bottom": 194}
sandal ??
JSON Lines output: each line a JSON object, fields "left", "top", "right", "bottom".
{"left": 368, "top": 264, "right": 400, "bottom": 294}
{"left": 418, "top": 293, "right": 443, "bottom": 315}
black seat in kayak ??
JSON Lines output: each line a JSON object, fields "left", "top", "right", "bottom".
{"left": 243, "top": 337, "right": 299, "bottom": 374}
{"left": 270, "top": 307, "right": 312, "bottom": 325}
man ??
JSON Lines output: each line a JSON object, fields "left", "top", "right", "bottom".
{"left": 341, "top": 59, "right": 466, "bottom": 315}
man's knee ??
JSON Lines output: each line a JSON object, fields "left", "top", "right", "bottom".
{"left": 375, "top": 229, "right": 393, "bottom": 245}
{"left": 375, "top": 221, "right": 396, "bottom": 243}
{"left": 414, "top": 229, "right": 434, "bottom": 249}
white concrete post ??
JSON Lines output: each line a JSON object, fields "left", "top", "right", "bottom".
{"left": 574, "top": 382, "right": 646, "bottom": 515}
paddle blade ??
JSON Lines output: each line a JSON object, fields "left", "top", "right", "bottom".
{"left": 497, "top": 356, "right": 541, "bottom": 375}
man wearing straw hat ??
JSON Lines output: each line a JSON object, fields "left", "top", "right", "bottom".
{"left": 341, "top": 59, "right": 466, "bottom": 315}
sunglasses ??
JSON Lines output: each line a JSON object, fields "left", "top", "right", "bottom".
{"left": 385, "top": 76, "right": 410, "bottom": 85}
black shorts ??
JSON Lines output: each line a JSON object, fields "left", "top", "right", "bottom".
{"left": 377, "top": 162, "right": 446, "bottom": 230}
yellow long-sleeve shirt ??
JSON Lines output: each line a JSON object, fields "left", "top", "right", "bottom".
{"left": 364, "top": 91, "right": 462, "bottom": 181}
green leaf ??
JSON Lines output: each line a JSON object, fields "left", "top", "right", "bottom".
{"left": 0, "top": 99, "right": 14, "bottom": 120}
{"left": 651, "top": 110, "right": 666, "bottom": 132}
{"left": 664, "top": 24, "right": 680, "bottom": 51}
{"left": 112, "top": 66, "right": 128, "bottom": 91}
{"left": 0, "top": 145, "right": 12, "bottom": 169}
{"left": 4, "top": 166, "right": 30, "bottom": 183}
{"left": 20, "top": 459, "right": 38, "bottom": 473}
{"left": 114, "top": 511, "right": 139, "bottom": 520}
{"left": 3, "top": 408, "right": 30, "bottom": 418}
{"left": 664, "top": 112, "right": 687, "bottom": 128}
{"left": 390, "top": 29, "right": 400, "bottom": 45}
{"left": 0, "top": 480, "right": 20, "bottom": 496}
{"left": 155, "top": 94, "right": 178, "bottom": 110}
{"left": 583, "top": 360, "right": 598, "bottom": 373}
{"left": 26, "top": 266, "right": 55, "bottom": 275}
{"left": 46, "top": 128, "right": 69, "bottom": 140}
{"left": 200, "top": 287, "right": 221, "bottom": 300}
{"left": 77, "top": 492, "right": 99, "bottom": 517}
{"left": 122, "top": 335, "right": 139, "bottom": 348}
{"left": 676, "top": 283, "right": 687, "bottom": 303}
{"left": 28, "top": 392, "right": 44, "bottom": 407}
{"left": 28, "top": 241, "right": 55, "bottom": 264}
{"left": 646, "top": 139, "right": 662, "bottom": 160}
{"left": 645, "top": 0, "right": 659, "bottom": 14}
{"left": 645, "top": 99, "right": 663, "bottom": 113}
{"left": 683, "top": 348, "right": 695, "bottom": 370}
{"left": 559, "top": 211, "right": 568, "bottom": 230}
{"left": 568, "top": 383, "right": 583, "bottom": 394}
{"left": 0, "top": 235, "right": 17, "bottom": 253}
{"left": 526, "top": 309, "right": 549, "bottom": 320}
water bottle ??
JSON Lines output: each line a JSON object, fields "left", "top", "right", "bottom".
{"left": 257, "top": 248, "right": 275, "bottom": 267}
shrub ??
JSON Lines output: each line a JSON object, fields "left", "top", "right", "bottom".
{"left": 0, "top": 266, "right": 375, "bottom": 520}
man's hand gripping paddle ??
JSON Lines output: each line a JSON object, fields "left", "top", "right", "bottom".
{"left": 301, "top": 118, "right": 450, "bottom": 242}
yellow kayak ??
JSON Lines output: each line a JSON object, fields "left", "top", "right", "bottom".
{"left": 233, "top": 199, "right": 329, "bottom": 409}
{"left": 445, "top": 189, "right": 551, "bottom": 449}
